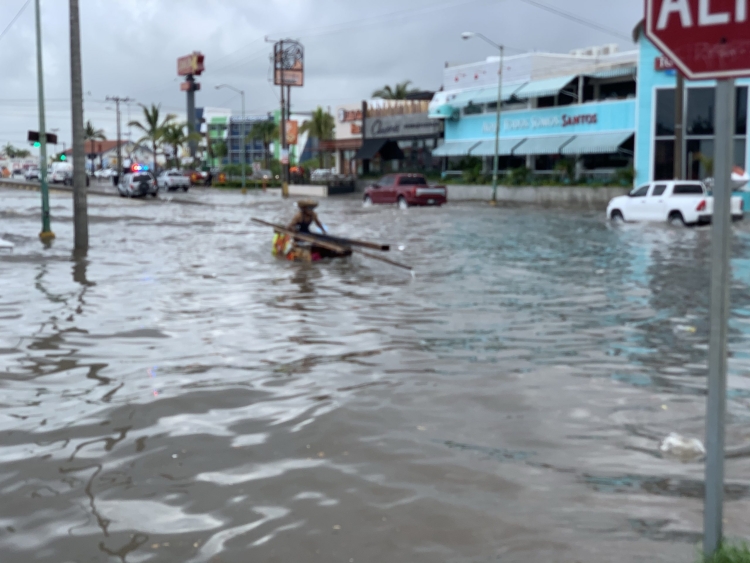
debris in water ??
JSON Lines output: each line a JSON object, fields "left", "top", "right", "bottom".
{"left": 659, "top": 432, "right": 705, "bottom": 462}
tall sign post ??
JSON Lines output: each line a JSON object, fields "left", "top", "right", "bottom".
{"left": 645, "top": 0, "right": 750, "bottom": 556}
{"left": 273, "top": 39, "right": 304, "bottom": 197}
{"left": 178, "top": 52, "right": 205, "bottom": 161}
{"left": 34, "top": 0, "right": 53, "bottom": 242}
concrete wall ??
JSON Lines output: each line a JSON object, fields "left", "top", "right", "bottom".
{"left": 447, "top": 184, "right": 629, "bottom": 208}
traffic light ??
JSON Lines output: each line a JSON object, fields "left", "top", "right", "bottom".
{"left": 33, "top": 142, "right": 41, "bottom": 148}
{"left": 59, "top": 154, "right": 67, "bottom": 161}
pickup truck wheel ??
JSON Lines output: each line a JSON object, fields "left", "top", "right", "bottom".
{"left": 398, "top": 196, "right": 409, "bottom": 210}
{"left": 610, "top": 209, "right": 624, "bottom": 222}
{"left": 363, "top": 196, "right": 372, "bottom": 207}
{"left": 668, "top": 211, "right": 686, "bottom": 226}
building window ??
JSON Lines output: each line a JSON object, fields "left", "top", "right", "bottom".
{"left": 686, "top": 139, "right": 714, "bottom": 180}
{"left": 737, "top": 86, "right": 748, "bottom": 136}
{"left": 463, "top": 103, "right": 483, "bottom": 115}
{"left": 654, "top": 139, "right": 674, "bottom": 181}
{"left": 735, "top": 139, "right": 746, "bottom": 169}
{"left": 687, "top": 88, "right": 714, "bottom": 136}
{"left": 655, "top": 88, "right": 675, "bottom": 136}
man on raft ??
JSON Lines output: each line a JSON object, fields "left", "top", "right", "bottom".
{"left": 288, "top": 200, "right": 326, "bottom": 234}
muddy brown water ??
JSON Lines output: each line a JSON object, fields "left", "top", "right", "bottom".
{"left": 2, "top": 188, "right": 750, "bottom": 562}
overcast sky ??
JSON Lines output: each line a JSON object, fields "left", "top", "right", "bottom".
{"left": 0, "top": 0, "right": 641, "bottom": 152}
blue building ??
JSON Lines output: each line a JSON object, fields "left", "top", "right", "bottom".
{"left": 228, "top": 116, "right": 272, "bottom": 166}
{"left": 429, "top": 27, "right": 750, "bottom": 187}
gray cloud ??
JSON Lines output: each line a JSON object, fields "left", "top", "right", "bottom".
{"left": 0, "top": 0, "right": 641, "bottom": 151}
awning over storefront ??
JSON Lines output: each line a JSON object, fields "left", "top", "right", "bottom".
{"left": 355, "top": 139, "right": 405, "bottom": 160}
{"left": 429, "top": 104, "right": 459, "bottom": 120}
{"left": 587, "top": 66, "right": 637, "bottom": 80}
{"left": 448, "top": 84, "right": 523, "bottom": 108}
{"left": 561, "top": 131, "right": 634, "bottom": 155}
{"left": 470, "top": 138, "right": 528, "bottom": 156}
{"left": 513, "top": 75, "right": 577, "bottom": 100}
{"left": 510, "top": 135, "right": 574, "bottom": 155}
{"left": 433, "top": 141, "right": 480, "bottom": 157}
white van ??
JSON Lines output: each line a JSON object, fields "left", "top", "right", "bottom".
{"left": 49, "top": 162, "right": 73, "bottom": 184}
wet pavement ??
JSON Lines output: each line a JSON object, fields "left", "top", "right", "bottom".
{"left": 2, "top": 187, "right": 750, "bottom": 562}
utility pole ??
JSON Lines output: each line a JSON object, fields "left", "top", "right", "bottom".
{"left": 34, "top": 0, "right": 53, "bottom": 242}
{"left": 69, "top": 0, "right": 87, "bottom": 250}
{"left": 216, "top": 84, "right": 246, "bottom": 193}
{"left": 674, "top": 72, "right": 684, "bottom": 180}
{"left": 279, "top": 42, "right": 288, "bottom": 198}
{"left": 287, "top": 84, "right": 292, "bottom": 181}
{"left": 106, "top": 96, "right": 132, "bottom": 186}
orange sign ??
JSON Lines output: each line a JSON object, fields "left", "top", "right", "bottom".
{"left": 177, "top": 52, "right": 205, "bottom": 76}
{"left": 285, "top": 120, "right": 299, "bottom": 145}
{"left": 218, "top": 172, "right": 226, "bottom": 184}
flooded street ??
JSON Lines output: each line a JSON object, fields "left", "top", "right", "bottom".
{"left": 3, "top": 187, "right": 750, "bottom": 562}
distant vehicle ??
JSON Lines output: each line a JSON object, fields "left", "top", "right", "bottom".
{"left": 157, "top": 170, "right": 190, "bottom": 192}
{"left": 364, "top": 174, "right": 447, "bottom": 208}
{"left": 607, "top": 181, "right": 744, "bottom": 226}
{"left": 49, "top": 162, "right": 73, "bottom": 184}
{"left": 11, "top": 169, "right": 25, "bottom": 179}
{"left": 251, "top": 169, "right": 273, "bottom": 181}
{"left": 310, "top": 168, "right": 336, "bottom": 182}
{"left": 94, "top": 168, "right": 116, "bottom": 179}
{"left": 118, "top": 166, "right": 158, "bottom": 198}
{"left": 24, "top": 168, "right": 40, "bottom": 181}
{"left": 185, "top": 169, "right": 208, "bottom": 185}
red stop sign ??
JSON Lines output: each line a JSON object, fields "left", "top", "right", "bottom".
{"left": 645, "top": 0, "right": 750, "bottom": 79}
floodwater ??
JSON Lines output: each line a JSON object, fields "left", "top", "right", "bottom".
{"left": 2, "top": 187, "right": 750, "bottom": 563}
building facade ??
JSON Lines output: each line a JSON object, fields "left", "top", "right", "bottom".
{"left": 430, "top": 47, "right": 638, "bottom": 181}
{"left": 430, "top": 31, "right": 750, "bottom": 187}
{"left": 228, "top": 116, "right": 270, "bottom": 166}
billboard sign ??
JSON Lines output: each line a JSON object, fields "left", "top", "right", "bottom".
{"left": 365, "top": 113, "right": 442, "bottom": 140}
{"left": 273, "top": 40, "right": 304, "bottom": 87}
{"left": 285, "top": 120, "right": 299, "bottom": 145}
{"left": 177, "top": 52, "right": 205, "bottom": 76}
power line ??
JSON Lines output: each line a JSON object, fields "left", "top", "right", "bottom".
{"left": 0, "top": 0, "right": 31, "bottom": 44}
{"left": 516, "top": 0, "right": 632, "bottom": 42}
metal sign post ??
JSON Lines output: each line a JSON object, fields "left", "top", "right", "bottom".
{"left": 704, "top": 78, "right": 735, "bottom": 556}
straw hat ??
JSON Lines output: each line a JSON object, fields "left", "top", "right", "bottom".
{"left": 297, "top": 199, "right": 319, "bottom": 209}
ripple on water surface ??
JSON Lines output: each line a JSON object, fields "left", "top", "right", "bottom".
{"left": 1, "top": 189, "right": 750, "bottom": 562}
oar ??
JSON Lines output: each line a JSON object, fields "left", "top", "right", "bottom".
{"left": 317, "top": 234, "right": 390, "bottom": 251}
{"left": 252, "top": 218, "right": 412, "bottom": 271}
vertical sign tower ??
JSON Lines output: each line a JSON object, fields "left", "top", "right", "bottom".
{"left": 178, "top": 52, "right": 205, "bottom": 160}
{"left": 273, "top": 39, "right": 304, "bottom": 196}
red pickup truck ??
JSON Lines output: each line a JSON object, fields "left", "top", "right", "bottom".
{"left": 364, "top": 174, "right": 447, "bottom": 208}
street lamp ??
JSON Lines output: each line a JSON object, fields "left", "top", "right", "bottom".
{"left": 462, "top": 31, "right": 504, "bottom": 204}
{"left": 216, "top": 84, "right": 246, "bottom": 193}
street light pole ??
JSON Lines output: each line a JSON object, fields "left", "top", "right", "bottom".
{"left": 216, "top": 84, "right": 246, "bottom": 193}
{"left": 34, "top": 0, "right": 53, "bottom": 242}
{"left": 69, "top": 0, "right": 88, "bottom": 250}
{"left": 462, "top": 32, "right": 504, "bottom": 205}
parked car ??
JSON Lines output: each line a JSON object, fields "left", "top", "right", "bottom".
{"left": 310, "top": 168, "right": 335, "bottom": 182}
{"left": 607, "top": 181, "right": 744, "bottom": 225}
{"left": 118, "top": 171, "right": 158, "bottom": 198}
{"left": 11, "top": 169, "right": 25, "bottom": 179}
{"left": 157, "top": 170, "right": 190, "bottom": 192}
{"left": 364, "top": 174, "right": 447, "bottom": 208}
{"left": 185, "top": 169, "right": 208, "bottom": 185}
{"left": 24, "top": 168, "right": 40, "bottom": 181}
{"left": 94, "top": 168, "right": 116, "bottom": 180}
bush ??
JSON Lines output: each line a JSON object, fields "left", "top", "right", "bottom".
{"left": 508, "top": 166, "right": 531, "bottom": 186}
{"left": 701, "top": 542, "right": 750, "bottom": 563}
{"left": 614, "top": 166, "right": 635, "bottom": 186}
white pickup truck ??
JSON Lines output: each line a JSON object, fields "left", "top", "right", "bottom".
{"left": 607, "top": 181, "right": 744, "bottom": 226}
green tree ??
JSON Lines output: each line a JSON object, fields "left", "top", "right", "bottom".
{"left": 84, "top": 120, "right": 106, "bottom": 172}
{"left": 372, "top": 80, "right": 417, "bottom": 100}
{"left": 300, "top": 107, "right": 334, "bottom": 167}
{"left": 162, "top": 123, "right": 200, "bottom": 168}
{"left": 3, "top": 143, "right": 30, "bottom": 159}
{"left": 247, "top": 120, "right": 279, "bottom": 169}
{"left": 128, "top": 103, "right": 176, "bottom": 173}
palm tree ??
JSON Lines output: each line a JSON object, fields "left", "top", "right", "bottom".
{"left": 247, "top": 120, "right": 279, "bottom": 169}
{"left": 3, "top": 143, "right": 29, "bottom": 159}
{"left": 128, "top": 103, "right": 176, "bottom": 173}
{"left": 300, "top": 107, "right": 335, "bottom": 168}
{"left": 372, "top": 80, "right": 417, "bottom": 100}
{"left": 84, "top": 121, "right": 106, "bottom": 173}
{"left": 161, "top": 123, "right": 200, "bottom": 168}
